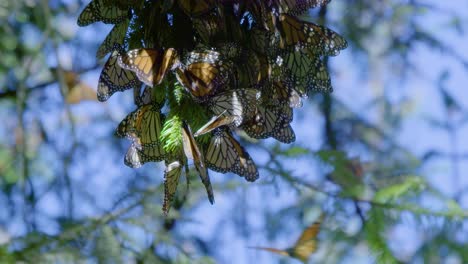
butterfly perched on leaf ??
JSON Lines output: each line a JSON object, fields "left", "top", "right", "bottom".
{"left": 181, "top": 121, "right": 215, "bottom": 204}
{"left": 205, "top": 127, "right": 259, "bottom": 182}
{"left": 118, "top": 48, "right": 179, "bottom": 87}
{"left": 250, "top": 213, "right": 324, "bottom": 263}
{"left": 116, "top": 104, "right": 165, "bottom": 168}
{"left": 97, "top": 47, "right": 141, "bottom": 102}
{"left": 163, "top": 160, "right": 183, "bottom": 214}
{"left": 278, "top": 14, "right": 348, "bottom": 56}
{"left": 77, "top": 0, "right": 130, "bottom": 27}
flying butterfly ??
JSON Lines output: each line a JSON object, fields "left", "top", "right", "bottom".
{"left": 162, "top": 160, "right": 183, "bottom": 215}
{"left": 96, "top": 19, "right": 129, "bottom": 59}
{"left": 116, "top": 104, "right": 165, "bottom": 167}
{"left": 278, "top": 14, "right": 348, "bottom": 56}
{"left": 118, "top": 48, "right": 179, "bottom": 87}
{"left": 269, "top": 0, "right": 330, "bottom": 15}
{"left": 181, "top": 121, "right": 215, "bottom": 204}
{"left": 77, "top": 0, "right": 129, "bottom": 27}
{"left": 97, "top": 47, "right": 141, "bottom": 102}
{"left": 177, "top": 0, "right": 216, "bottom": 17}
{"left": 207, "top": 88, "right": 258, "bottom": 127}
{"left": 194, "top": 112, "right": 237, "bottom": 137}
{"left": 250, "top": 214, "right": 324, "bottom": 263}
{"left": 205, "top": 127, "right": 259, "bottom": 182}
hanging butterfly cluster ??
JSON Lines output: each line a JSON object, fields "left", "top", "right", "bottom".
{"left": 78, "top": 0, "right": 347, "bottom": 214}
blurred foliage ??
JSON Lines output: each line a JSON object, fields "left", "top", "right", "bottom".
{"left": 0, "top": 0, "right": 467, "bottom": 264}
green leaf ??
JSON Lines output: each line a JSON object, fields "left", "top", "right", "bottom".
{"left": 93, "top": 226, "right": 122, "bottom": 264}
{"left": 279, "top": 146, "right": 309, "bottom": 157}
{"left": 374, "top": 176, "right": 425, "bottom": 203}
{"left": 366, "top": 209, "right": 401, "bottom": 264}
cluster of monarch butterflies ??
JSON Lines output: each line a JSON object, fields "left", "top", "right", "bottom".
{"left": 78, "top": 0, "right": 347, "bottom": 214}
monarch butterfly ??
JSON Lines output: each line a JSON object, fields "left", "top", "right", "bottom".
{"left": 193, "top": 10, "right": 225, "bottom": 44}
{"left": 242, "top": 105, "right": 295, "bottom": 143}
{"left": 246, "top": 0, "right": 275, "bottom": 31}
{"left": 77, "top": 0, "right": 129, "bottom": 27}
{"left": 134, "top": 86, "right": 153, "bottom": 107}
{"left": 97, "top": 47, "right": 141, "bottom": 102}
{"left": 123, "top": 142, "right": 161, "bottom": 168}
{"left": 116, "top": 104, "right": 165, "bottom": 168}
{"left": 207, "top": 89, "right": 258, "bottom": 127}
{"left": 280, "top": 48, "right": 332, "bottom": 95}
{"left": 96, "top": 19, "right": 129, "bottom": 59}
{"left": 181, "top": 121, "right": 215, "bottom": 204}
{"left": 177, "top": 0, "right": 216, "bottom": 17}
{"left": 248, "top": 27, "right": 280, "bottom": 57}
{"left": 261, "top": 80, "right": 302, "bottom": 108}
{"left": 176, "top": 62, "right": 231, "bottom": 100}
{"left": 217, "top": 43, "right": 243, "bottom": 61}
{"left": 250, "top": 214, "right": 324, "bottom": 262}
{"left": 194, "top": 112, "right": 237, "bottom": 137}
{"left": 278, "top": 14, "right": 348, "bottom": 56}
{"left": 162, "top": 160, "right": 183, "bottom": 215}
{"left": 118, "top": 48, "right": 179, "bottom": 87}
{"left": 237, "top": 51, "right": 271, "bottom": 88}
{"left": 205, "top": 127, "right": 259, "bottom": 182}
{"left": 269, "top": 0, "right": 330, "bottom": 15}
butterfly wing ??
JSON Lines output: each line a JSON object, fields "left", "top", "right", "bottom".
{"left": 96, "top": 19, "right": 129, "bottom": 59}
{"left": 279, "top": 14, "right": 348, "bottom": 56}
{"left": 163, "top": 161, "right": 183, "bottom": 215}
{"left": 290, "top": 214, "right": 324, "bottom": 262}
{"left": 118, "top": 48, "right": 177, "bottom": 87}
{"left": 270, "top": 0, "right": 330, "bottom": 15}
{"left": 208, "top": 89, "right": 258, "bottom": 127}
{"left": 78, "top": 0, "right": 128, "bottom": 26}
{"left": 181, "top": 122, "right": 215, "bottom": 204}
{"left": 116, "top": 104, "right": 165, "bottom": 167}
{"left": 98, "top": 48, "right": 141, "bottom": 102}
{"left": 242, "top": 105, "right": 295, "bottom": 143}
{"left": 194, "top": 113, "right": 237, "bottom": 137}
{"left": 205, "top": 128, "right": 259, "bottom": 181}
{"left": 177, "top": 0, "right": 216, "bottom": 17}
{"left": 280, "top": 48, "right": 332, "bottom": 95}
